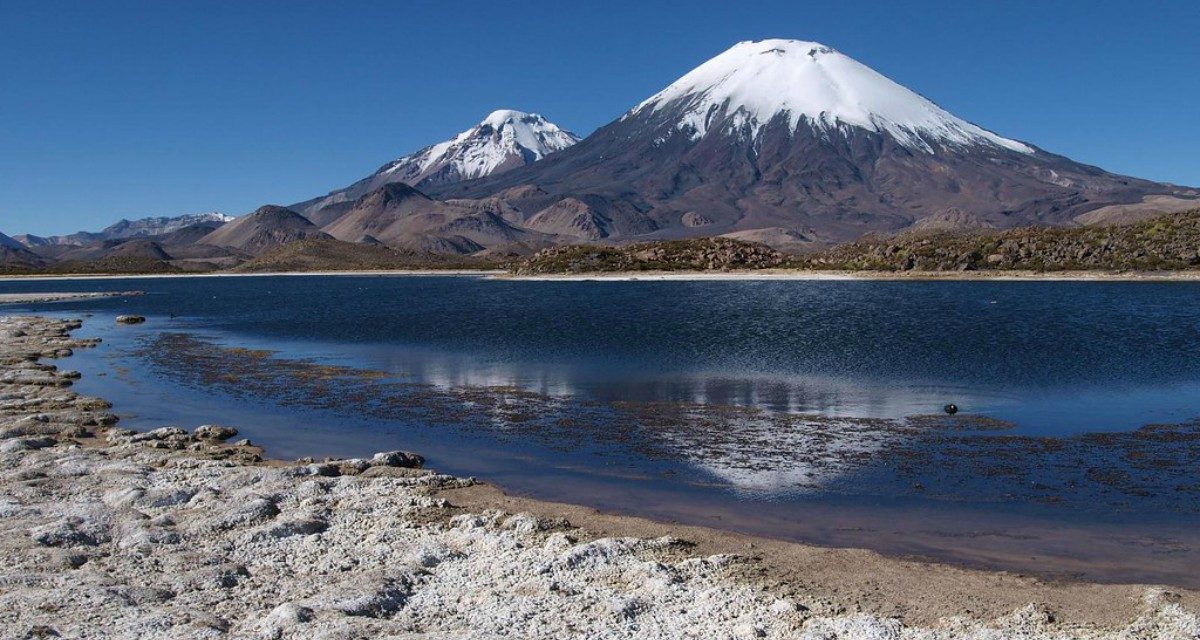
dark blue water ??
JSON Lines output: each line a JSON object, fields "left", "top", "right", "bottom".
{"left": 3, "top": 274, "right": 1199, "bottom": 585}
{"left": 6, "top": 274, "right": 1200, "bottom": 430}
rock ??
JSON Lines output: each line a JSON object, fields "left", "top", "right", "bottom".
{"left": 90, "top": 412, "right": 119, "bottom": 426}
{"left": 370, "top": 450, "right": 424, "bottom": 468}
{"left": 130, "top": 426, "right": 189, "bottom": 442}
{"left": 57, "top": 425, "right": 88, "bottom": 438}
{"left": 734, "top": 623, "right": 767, "bottom": 638}
{"left": 214, "top": 497, "right": 280, "bottom": 530}
{"left": 141, "top": 487, "right": 199, "bottom": 508}
{"left": 104, "top": 428, "right": 136, "bottom": 443}
{"left": 108, "top": 585, "right": 176, "bottom": 606}
{"left": 115, "top": 522, "right": 182, "bottom": 549}
{"left": 255, "top": 514, "right": 328, "bottom": 539}
{"left": 308, "top": 572, "right": 415, "bottom": 618}
{"left": 296, "top": 462, "right": 341, "bottom": 477}
{"left": 336, "top": 458, "right": 371, "bottom": 474}
{"left": 0, "top": 437, "right": 56, "bottom": 453}
{"left": 29, "top": 516, "right": 110, "bottom": 547}
{"left": 194, "top": 425, "right": 238, "bottom": 441}
{"left": 114, "top": 315, "right": 145, "bottom": 325}
{"left": 102, "top": 487, "right": 146, "bottom": 509}
{"left": 770, "top": 598, "right": 803, "bottom": 614}
{"left": 257, "top": 603, "right": 314, "bottom": 639}
{"left": 173, "top": 564, "right": 249, "bottom": 592}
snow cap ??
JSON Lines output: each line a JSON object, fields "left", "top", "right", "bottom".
{"left": 631, "top": 38, "right": 1031, "bottom": 153}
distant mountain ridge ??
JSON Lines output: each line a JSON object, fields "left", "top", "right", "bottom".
{"left": 16, "top": 212, "right": 232, "bottom": 247}
{"left": 98, "top": 213, "right": 233, "bottom": 240}
{"left": 0, "top": 231, "right": 48, "bottom": 269}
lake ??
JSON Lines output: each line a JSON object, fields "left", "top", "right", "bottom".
{"left": 2, "top": 274, "right": 1198, "bottom": 585}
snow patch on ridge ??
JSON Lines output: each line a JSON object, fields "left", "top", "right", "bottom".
{"left": 629, "top": 39, "right": 1032, "bottom": 154}
{"left": 382, "top": 110, "right": 580, "bottom": 183}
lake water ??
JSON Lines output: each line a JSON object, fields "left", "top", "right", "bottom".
{"left": 3, "top": 274, "right": 1199, "bottom": 585}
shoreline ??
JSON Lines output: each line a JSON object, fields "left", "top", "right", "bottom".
{"left": 496, "top": 268, "right": 1200, "bottom": 282}
{"left": 0, "top": 269, "right": 504, "bottom": 282}
{"left": 6, "top": 267, "right": 1200, "bottom": 283}
{"left": 441, "top": 482, "right": 1200, "bottom": 627}
{"left": 1, "top": 311, "right": 1198, "bottom": 636}
{"left": 0, "top": 290, "right": 143, "bottom": 304}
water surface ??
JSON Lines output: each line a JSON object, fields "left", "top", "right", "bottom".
{"left": 2, "top": 274, "right": 1198, "bottom": 585}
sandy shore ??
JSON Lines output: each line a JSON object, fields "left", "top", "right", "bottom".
{"left": 1, "top": 314, "right": 1198, "bottom": 638}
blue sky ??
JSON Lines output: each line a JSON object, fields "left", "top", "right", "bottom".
{"left": 2, "top": 0, "right": 1197, "bottom": 236}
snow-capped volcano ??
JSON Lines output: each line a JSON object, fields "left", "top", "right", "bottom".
{"left": 629, "top": 39, "right": 1031, "bottom": 154}
{"left": 435, "top": 39, "right": 1191, "bottom": 246}
{"left": 294, "top": 110, "right": 578, "bottom": 220}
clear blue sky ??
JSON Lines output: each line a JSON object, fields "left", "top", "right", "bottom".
{"left": 2, "top": 0, "right": 1197, "bottom": 236}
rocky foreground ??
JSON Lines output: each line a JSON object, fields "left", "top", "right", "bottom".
{"left": 1, "top": 315, "right": 1198, "bottom": 639}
